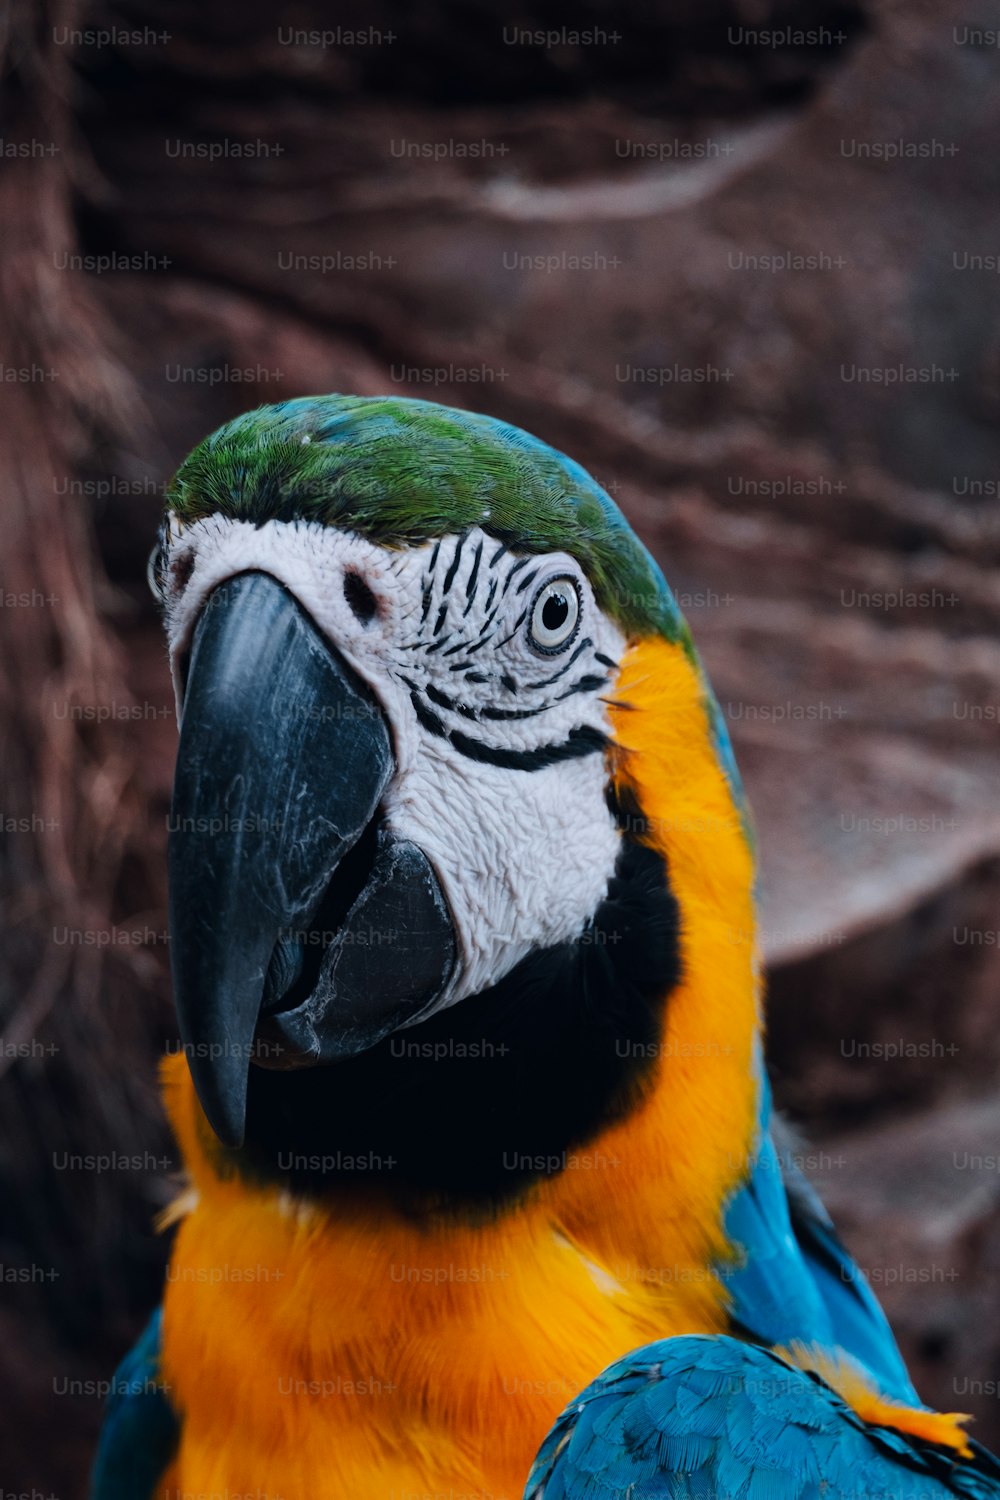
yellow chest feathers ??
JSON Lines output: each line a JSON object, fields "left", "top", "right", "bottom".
{"left": 160, "top": 1182, "right": 699, "bottom": 1498}
{"left": 160, "top": 1000, "right": 755, "bottom": 1499}
{"left": 160, "top": 1145, "right": 733, "bottom": 1498}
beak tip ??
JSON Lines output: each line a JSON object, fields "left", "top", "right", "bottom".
{"left": 184, "top": 1046, "right": 250, "bottom": 1151}
{"left": 202, "top": 1099, "right": 247, "bottom": 1152}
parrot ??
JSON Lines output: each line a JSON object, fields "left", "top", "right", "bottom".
{"left": 91, "top": 394, "right": 1000, "bottom": 1500}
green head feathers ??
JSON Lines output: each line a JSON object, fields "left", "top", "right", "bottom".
{"left": 167, "top": 394, "right": 747, "bottom": 814}
{"left": 167, "top": 394, "right": 686, "bottom": 644}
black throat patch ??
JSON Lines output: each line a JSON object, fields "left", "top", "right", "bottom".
{"left": 216, "top": 830, "right": 682, "bottom": 1217}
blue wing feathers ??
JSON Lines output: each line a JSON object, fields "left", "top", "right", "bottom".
{"left": 784, "top": 1164, "right": 920, "bottom": 1404}
{"left": 526, "top": 1337, "right": 1000, "bottom": 1500}
{"left": 90, "top": 1307, "right": 179, "bottom": 1500}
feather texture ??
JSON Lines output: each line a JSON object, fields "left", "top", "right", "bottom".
{"left": 527, "top": 1337, "right": 1000, "bottom": 1500}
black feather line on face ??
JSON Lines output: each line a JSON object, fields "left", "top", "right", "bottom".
{"left": 409, "top": 684, "right": 606, "bottom": 769}
{"left": 424, "top": 683, "right": 544, "bottom": 724}
{"left": 493, "top": 609, "right": 528, "bottom": 649}
{"left": 441, "top": 532, "right": 466, "bottom": 593}
{"left": 448, "top": 723, "right": 607, "bottom": 770}
{"left": 410, "top": 690, "right": 447, "bottom": 738}
{"left": 502, "top": 557, "right": 531, "bottom": 593}
{"left": 527, "top": 638, "right": 593, "bottom": 689}
{"left": 463, "top": 539, "right": 484, "bottom": 614}
{"left": 419, "top": 541, "right": 441, "bottom": 623}
{"left": 557, "top": 673, "right": 610, "bottom": 700}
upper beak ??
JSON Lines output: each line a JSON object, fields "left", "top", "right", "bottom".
{"left": 168, "top": 571, "right": 456, "bottom": 1148}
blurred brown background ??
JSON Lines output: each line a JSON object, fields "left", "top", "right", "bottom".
{"left": 2, "top": 0, "right": 1000, "bottom": 1493}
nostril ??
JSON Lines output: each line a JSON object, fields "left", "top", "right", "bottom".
{"left": 171, "top": 549, "right": 196, "bottom": 593}
{"left": 343, "top": 570, "right": 378, "bottom": 625}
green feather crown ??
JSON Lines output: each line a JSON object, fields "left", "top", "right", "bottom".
{"left": 167, "top": 394, "right": 685, "bottom": 643}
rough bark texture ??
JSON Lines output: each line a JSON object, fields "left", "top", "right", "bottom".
{"left": 1, "top": 0, "right": 999, "bottom": 1492}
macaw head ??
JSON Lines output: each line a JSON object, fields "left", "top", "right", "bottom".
{"left": 157, "top": 396, "right": 757, "bottom": 1207}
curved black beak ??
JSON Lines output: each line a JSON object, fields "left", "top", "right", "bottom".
{"left": 168, "top": 572, "right": 455, "bottom": 1148}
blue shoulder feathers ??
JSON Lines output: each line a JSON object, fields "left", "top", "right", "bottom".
{"left": 722, "top": 1069, "right": 917, "bottom": 1404}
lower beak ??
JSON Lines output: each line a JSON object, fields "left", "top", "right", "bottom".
{"left": 168, "top": 571, "right": 456, "bottom": 1148}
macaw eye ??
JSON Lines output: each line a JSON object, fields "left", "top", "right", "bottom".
{"left": 527, "top": 575, "right": 581, "bottom": 655}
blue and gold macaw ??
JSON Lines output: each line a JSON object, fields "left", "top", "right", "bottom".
{"left": 93, "top": 396, "right": 1000, "bottom": 1499}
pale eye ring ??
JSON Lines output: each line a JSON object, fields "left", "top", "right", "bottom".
{"left": 147, "top": 538, "right": 167, "bottom": 604}
{"left": 527, "top": 575, "right": 581, "bottom": 655}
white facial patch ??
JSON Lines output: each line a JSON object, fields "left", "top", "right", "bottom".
{"left": 158, "top": 515, "right": 627, "bottom": 1012}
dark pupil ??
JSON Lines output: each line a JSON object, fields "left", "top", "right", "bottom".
{"left": 541, "top": 592, "right": 569, "bottom": 631}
